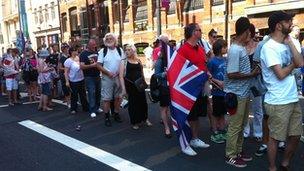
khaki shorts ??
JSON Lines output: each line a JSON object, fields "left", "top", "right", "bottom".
{"left": 264, "top": 102, "right": 302, "bottom": 141}
{"left": 101, "top": 76, "right": 121, "bottom": 101}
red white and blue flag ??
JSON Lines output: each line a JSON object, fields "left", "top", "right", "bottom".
{"left": 166, "top": 45, "right": 208, "bottom": 151}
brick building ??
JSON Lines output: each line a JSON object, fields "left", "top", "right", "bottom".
{"left": 59, "top": 0, "right": 304, "bottom": 48}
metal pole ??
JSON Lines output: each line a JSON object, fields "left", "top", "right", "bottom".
{"left": 57, "top": 0, "right": 63, "bottom": 43}
{"left": 118, "top": 0, "right": 123, "bottom": 46}
{"left": 156, "top": 0, "right": 161, "bottom": 36}
{"left": 224, "top": 0, "right": 229, "bottom": 43}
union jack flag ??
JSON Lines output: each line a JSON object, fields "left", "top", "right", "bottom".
{"left": 166, "top": 45, "right": 208, "bottom": 151}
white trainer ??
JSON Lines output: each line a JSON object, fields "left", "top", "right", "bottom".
{"left": 182, "top": 146, "right": 197, "bottom": 156}
{"left": 90, "top": 112, "right": 96, "bottom": 118}
{"left": 97, "top": 108, "right": 103, "bottom": 113}
{"left": 190, "top": 138, "right": 210, "bottom": 148}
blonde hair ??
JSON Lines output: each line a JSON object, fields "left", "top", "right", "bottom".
{"left": 124, "top": 44, "right": 138, "bottom": 58}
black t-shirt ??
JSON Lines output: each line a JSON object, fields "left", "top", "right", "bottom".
{"left": 46, "top": 53, "right": 59, "bottom": 68}
{"left": 59, "top": 53, "right": 68, "bottom": 76}
{"left": 79, "top": 50, "right": 99, "bottom": 77}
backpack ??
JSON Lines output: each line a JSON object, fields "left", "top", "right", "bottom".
{"left": 103, "top": 46, "right": 122, "bottom": 57}
{"left": 149, "top": 73, "right": 161, "bottom": 103}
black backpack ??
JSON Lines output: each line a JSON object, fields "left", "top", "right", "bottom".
{"left": 103, "top": 46, "right": 122, "bottom": 57}
{"left": 149, "top": 73, "right": 161, "bottom": 103}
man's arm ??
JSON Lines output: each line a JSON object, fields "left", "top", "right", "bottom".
{"left": 285, "top": 36, "right": 303, "bottom": 68}
{"left": 79, "top": 62, "right": 97, "bottom": 70}
{"left": 271, "top": 63, "right": 295, "bottom": 80}
{"left": 227, "top": 67, "right": 260, "bottom": 80}
{"left": 96, "top": 63, "right": 113, "bottom": 77}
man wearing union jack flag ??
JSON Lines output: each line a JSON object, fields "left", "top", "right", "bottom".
{"left": 167, "top": 23, "right": 210, "bottom": 156}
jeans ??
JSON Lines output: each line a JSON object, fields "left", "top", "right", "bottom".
{"left": 244, "top": 95, "right": 263, "bottom": 138}
{"left": 70, "top": 80, "right": 88, "bottom": 112}
{"left": 85, "top": 77, "right": 101, "bottom": 113}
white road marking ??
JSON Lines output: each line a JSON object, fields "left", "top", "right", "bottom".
{"left": 19, "top": 120, "right": 151, "bottom": 171}
{"left": 0, "top": 101, "right": 39, "bottom": 108}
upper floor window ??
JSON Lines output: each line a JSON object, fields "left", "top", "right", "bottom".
{"left": 135, "top": 1, "right": 148, "bottom": 21}
{"left": 39, "top": 7, "right": 44, "bottom": 24}
{"left": 45, "top": 5, "right": 49, "bottom": 22}
{"left": 34, "top": 9, "right": 38, "bottom": 24}
{"left": 212, "top": 0, "right": 224, "bottom": 6}
{"left": 61, "top": 13, "right": 67, "bottom": 32}
{"left": 183, "top": 0, "right": 204, "bottom": 12}
{"left": 51, "top": 2, "right": 56, "bottom": 20}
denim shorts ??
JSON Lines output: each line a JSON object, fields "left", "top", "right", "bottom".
{"left": 41, "top": 82, "right": 51, "bottom": 96}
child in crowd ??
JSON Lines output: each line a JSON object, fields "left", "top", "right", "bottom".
{"left": 207, "top": 39, "right": 228, "bottom": 144}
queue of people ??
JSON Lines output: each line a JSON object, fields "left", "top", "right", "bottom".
{"left": 0, "top": 10, "right": 303, "bottom": 171}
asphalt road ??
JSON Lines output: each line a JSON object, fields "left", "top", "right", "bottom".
{"left": 0, "top": 94, "right": 303, "bottom": 171}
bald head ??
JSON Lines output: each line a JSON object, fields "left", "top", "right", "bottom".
{"left": 87, "top": 39, "right": 97, "bottom": 52}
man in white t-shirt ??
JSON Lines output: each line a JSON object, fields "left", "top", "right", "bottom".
{"left": 97, "top": 33, "right": 125, "bottom": 127}
{"left": 260, "top": 11, "right": 303, "bottom": 171}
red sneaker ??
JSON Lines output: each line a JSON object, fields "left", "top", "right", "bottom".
{"left": 225, "top": 156, "right": 247, "bottom": 168}
{"left": 238, "top": 152, "right": 253, "bottom": 162}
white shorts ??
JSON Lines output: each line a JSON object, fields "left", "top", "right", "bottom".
{"left": 6, "top": 78, "right": 18, "bottom": 91}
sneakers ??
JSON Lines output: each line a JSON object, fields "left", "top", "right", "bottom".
{"left": 182, "top": 146, "right": 197, "bottom": 156}
{"left": 190, "top": 138, "right": 210, "bottom": 148}
{"left": 300, "top": 135, "right": 304, "bottom": 143}
{"left": 113, "top": 113, "right": 122, "bottom": 123}
{"left": 211, "top": 133, "right": 225, "bottom": 144}
{"left": 255, "top": 144, "right": 267, "bottom": 157}
{"left": 97, "top": 108, "right": 103, "bottom": 113}
{"left": 225, "top": 156, "right": 247, "bottom": 168}
{"left": 278, "top": 142, "right": 285, "bottom": 151}
{"left": 70, "top": 110, "right": 76, "bottom": 114}
{"left": 90, "top": 112, "right": 96, "bottom": 118}
{"left": 255, "top": 137, "right": 262, "bottom": 142}
{"left": 238, "top": 152, "right": 253, "bottom": 162}
{"left": 146, "top": 120, "right": 153, "bottom": 126}
{"left": 105, "top": 117, "right": 112, "bottom": 127}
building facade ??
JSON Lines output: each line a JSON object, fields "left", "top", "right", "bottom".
{"left": 58, "top": 0, "right": 304, "bottom": 48}
{"left": 0, "top": 0, "right": 5, "bottom": 55}
{"left": 109, "top": 0, "right": 304, "bottom": 46}
{"left": 27, "top": 0, "right": 61, "bottom": 50}
{"left": 59, "top": 0, "right": 87, "bottom": 44}
{"left": 1, "top": 0, "right": 20, "bottom": 50}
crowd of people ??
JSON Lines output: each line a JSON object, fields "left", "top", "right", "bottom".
{"left": 0, "top": 10, "right": 304, "bottom": 170}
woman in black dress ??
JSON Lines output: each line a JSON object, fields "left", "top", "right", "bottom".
{"left": 119, "top": 44, "right": 152, "bottom": 129}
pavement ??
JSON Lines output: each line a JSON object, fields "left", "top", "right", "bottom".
{"left": 0, "top": 93, "right": 303, "bottom": 171}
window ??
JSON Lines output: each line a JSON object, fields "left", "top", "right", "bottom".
{"left": 34, "top": 8, "right": 38, "bottom": 24}
{"left": 89, "top": 5, "right": 96, "bottom": 28}
{"left": 45, "top": 5, "right": 49, "bottom": 22}
{"left": 135, "top": 1, "right": 148, "bottom": 20}
{"left": 39, "top": 6, "right": 44, "bottom": 24}
{"left": 212, "top": 0, "right": 224, "bottom": 6}
{"left": 69, "top": 7, "right": 78, "bottom": 31}
{"left": 167, "top": 1, "right": 176, "bottom": 15}
{"left": 51, "top": 2, "right": 56, "bottom": 20}
{"left": 183, "top": 0, "right": 204, "bottom": 12}
{"left": 61, "top": 13, "right": 67, "bottom": 32}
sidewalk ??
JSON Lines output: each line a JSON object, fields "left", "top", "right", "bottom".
{"left": 143, "top": 67, "right": 154, "bottom": 84}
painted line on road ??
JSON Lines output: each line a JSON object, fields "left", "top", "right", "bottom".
{"left": 18, "top": 120, "right": 151, "bottom": 171}
{"left": 0, "top": 101, "right": 39, "bottom": 108}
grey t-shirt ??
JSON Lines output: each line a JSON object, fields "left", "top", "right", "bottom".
{"left": 224, "top": 43, "right": 252, "bottom": 98}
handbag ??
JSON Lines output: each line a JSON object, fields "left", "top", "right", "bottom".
{"left": 134, "top": 77, "right": 148, "bottom": 92}
{"left": 124, "top": 60, "right": 148, "bottom": 92}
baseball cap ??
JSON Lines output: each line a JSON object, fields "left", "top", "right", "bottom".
{"left": 268, "top": 11, "right": 295, "bottom": 32}
{"left": 225, "top": 93, "right": 238, "bottom": 115}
